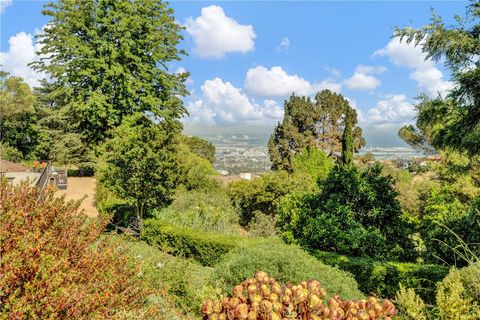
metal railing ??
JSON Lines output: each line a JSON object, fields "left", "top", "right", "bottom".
{"left": 36, "top": 161, "right": 52, "bottom": 200}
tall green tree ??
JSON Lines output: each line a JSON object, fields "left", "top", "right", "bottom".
{"left": 0, "top": 72, "right": 40, "bottom": 160}
{"left": 99, "top": 114, "right": 180, "bottom": 221}
{"left": 268, "top": 90, "right": 365, "bottom": 171}
{"left": 395, "top": 1, "right": 480, "bottom": 155}
{"left": 32, "top": 0, "right": 188, "bottom": 145}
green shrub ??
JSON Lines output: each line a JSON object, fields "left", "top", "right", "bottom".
{"left": 436, "top": 263, "right": 480, "bottom": 320}
{"left": 228, "top": 170, "right": 317, "bottom": 225}
{"left": 96, "top": 179, "right": 135, "bottom": 229}
{"left": 0, "top": 142, "right": 23, "bottom": 162}
{"left": 395, "top": 285, "right": 428, "bottom": 320}
{"left": 211, "top": 241, "right": 364, "bottom": 301}
{"left": 117, "top": 236, "right": 215, "bottom": 317}
{"left": 176, "top": 143, "right": 220, "bottom": 192}
{"left": 283, "top": 163, "right": 416, "bottom": 261}
{"left": 420, "top": 187, "right": 480, "bottom": 266}
{"left": 290, "top": 147, "right": 334, "bottom": 181}
{"left": 153, "top": 189, "right": 239, "bottom": 234}
{"left": 141, "top": 219, "right": 258, "bottom": 267}
{"left": 395, "top": 263, "right": 480, "bottom": 320}
{"left": 247, "top": 210, "right": 277, "bottom": 237}
{"left": 311, "top": 250, "right": 449, "bottom": 304}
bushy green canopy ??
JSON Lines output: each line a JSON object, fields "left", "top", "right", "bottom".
{"left": 396, "top": 1, "right": 480, "bottom": 156}
{"left": 268, "top": 90, "right": 365, "bottom": 171}
{"left": 32, "top": 0, "right": 188, "bottom": 145}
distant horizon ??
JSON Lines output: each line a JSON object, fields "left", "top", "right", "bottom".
{"left": 183, "top": 124, "right": 412, "bottom": 149}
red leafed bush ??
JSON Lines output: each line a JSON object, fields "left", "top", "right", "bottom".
{"left": 201, "top": 272, "right": 397, "bottom": 320}
{"left": 0, "top": 181, "right": 148, "bottom": 319}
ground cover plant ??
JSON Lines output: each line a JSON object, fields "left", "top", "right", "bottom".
{"left": 201, "top": 272, "right": 396, "bottom": 320}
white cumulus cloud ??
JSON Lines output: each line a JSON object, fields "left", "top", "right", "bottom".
{"left": 344, "top": 65, "right": 385, "bottom": 90}
{"left": 374, "top": 38, "right": 453, "bottom": 97}
{"left": 344, "top": 73, "right": 381, "bottom": 90}
{"left": 245, "top": 65, "right": 341, "bottom": 97}
{"left": 185, "top": 77, "right": 283, "bottom": 125}
{"left": 366, "top": 94, "right": 416, "bottom": 125}
{"left": 185, "top": 5, "right": 256, "bottom": 58}
{"left": 0, "top": 31, "right": 46, "bottom": 87}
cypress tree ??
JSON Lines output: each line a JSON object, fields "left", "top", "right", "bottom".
{"left": 342, "top": 110, "right": 354, "bottom": 166}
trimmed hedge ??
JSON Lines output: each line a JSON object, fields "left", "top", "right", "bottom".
{"left": 142, "top": 219, "right": 267, "bottom": 267}
{"left": 311, "top": 250, "right": 449, "bottom": 304}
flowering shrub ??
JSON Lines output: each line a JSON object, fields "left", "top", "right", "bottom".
{"left": 0, "top": 181, "right": 150, "bottom": 319}
{"left": 201, "top": 272, "right": 396, "bottom": 320}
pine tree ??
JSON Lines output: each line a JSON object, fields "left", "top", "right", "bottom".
{"left": 268, "top": 90, "right": 365, "bottom": 171}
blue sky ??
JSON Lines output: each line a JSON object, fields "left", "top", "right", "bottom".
{"left": 0, "top": 0, "right": 468, "bottom": 146}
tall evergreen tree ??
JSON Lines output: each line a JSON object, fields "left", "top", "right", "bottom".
{"left": 341, "top": 109, "right": 354, "bottom": 166}
{"left": 395, "top": 1, "right": 480, "bottom": 156}
{"left": 268, "top": 90, "right": 365, "bottom": 171}
{"left": 32, "top": 0, "right": 188, "bottom": 145}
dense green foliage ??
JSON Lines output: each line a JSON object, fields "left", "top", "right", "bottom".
{"left": 141, "top": 219, "right": 250, "bottom": 267}
{"left": 176, "top": 143, "right": 219, "bottom": 192}
{"left": 268, "top": 90, "right": 365, "bottom": 171}
{"left": 181, "top": 135, "right": 216, "bottom": 164}
{"left": 228, "top": 170, "right": 316, "bottom": 226}
{"left": 396, "top": 2, "right": 480, "bottom": 156}
{"left": 119, "top": 237, "right": 215, "bottom": 318}
{"left": 99, "top": 114, "right": 180, "bottom": 220}
{"left": 153, "top": 189, "right": 239, "bottom": 234}
{"left": 0, "top": 73, "right": 42, "bottom": 160}
{"left": 312, "top": 250, "right": 449, "bottom": 305}
{"left": 32, "top": 0, "right": 188, "bottom": 145}
{"left": 211, "top": 242, "right": 364, "bottom": 301}
{"left": 341, "top": 108, "right": 355, "bottom": 166}
{"left": 228, "top": 149, "right": 333, "bottom": 228}
{"left": 279, "top": 163, "right": 415, "bottom": 261}
{"left": 290, "top": 147, "right": 335, "bottom": 182}
{"left": 396, "top": 262, "right": 480, "bottom": 320}
{"left": 419, "top": 187, "right": 480, "bottom": 266}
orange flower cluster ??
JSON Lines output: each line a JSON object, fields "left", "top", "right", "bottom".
{"left": 201, "top": 272, "right": 396, "bottom": 320}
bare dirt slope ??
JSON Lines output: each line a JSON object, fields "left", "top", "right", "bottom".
{"left": 56, "top": 177, "right": 98, "bottom": 217}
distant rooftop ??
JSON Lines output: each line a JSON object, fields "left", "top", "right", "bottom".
{"left": 0, "top": 159, "right": 30, "bottom": 173}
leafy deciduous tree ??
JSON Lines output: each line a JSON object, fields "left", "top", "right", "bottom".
{"left": 32, "top": 0, "right": 188, "bottom": 145}
{"left": 0, "top": 72, "right": 40, "bottom": 159}
{"left": 99, "top": 114, "right": 180, "bottom": 220}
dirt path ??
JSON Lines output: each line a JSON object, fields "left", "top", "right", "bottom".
{"left": 56, "top": 177, "right": 98, "bottom": 217}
